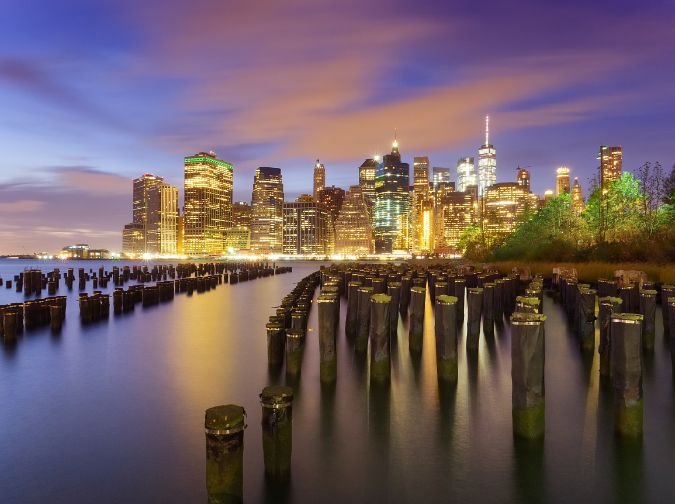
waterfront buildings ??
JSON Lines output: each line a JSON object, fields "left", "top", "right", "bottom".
{"left": 122, "top": 223, "right": 145, "bottom": 256}
{"left": 435, "top": 190, "right": 476, "bottom": 255}
{"left": 482, "top": 182, "right": 538, "bottom": 245}
{"left": 183, "top": 152, "right": 233, "bottom": 256}
{"left": 411, "top": 156, "right": 433, "bottom": 254}
{"left": 477, "top": 116, "right": 496, "bottom": 196}
{"left": 318, "top": 185, "right": 345, "bottom": 254}
{"left": 456, "top": 157, "right": 477, "bottom": 192}
{"left": 250, "top": 167, "right": 284, "bottom": 253}
{"left": 282, "top": 196, "right": 327, "bottom": 255}
{"left": 556, "top": 167, "right": 571, "bottom": 196}
{"left": 128, "top": 173, "right": 178, "bottom": 255}
{"left": 334, "top": 185, "right": 372, "bottom": 255}
{"left": 373, "top": 140, "right": 410, "bottom": 253}
{"left": 572, "top": 177, "right": 584, "bottom": 215}
{"left": 432, "top": 166, "right": 451, "bottom": 190}
{"left": 225, "top": 201, "right": 252, "bottom": 252}
{"left": 599, "top": 145, "right": 622, "bottom": 188}
{"left": 358, "top": 158, "right": 378, "bottom": 210}
{"left": 313, "top": 159, "right": 325, "bottom": 200}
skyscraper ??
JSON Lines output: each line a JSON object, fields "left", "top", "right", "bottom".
{"left": 556, "top": 167, "right": 571, "bottom": 196}
{"left": 599, "top": 145, "right": 622, "bottom": 188}
{"left": 225, "top": 201, "right": 252, "bottom": 252}
{"left": 358, "top": 158, "right": 378, "bottom": 209}
{"left": 313, "top": 159, "right": 325, "bottom": 200}
{"left": 516, "top": 167, "right": 531, "bottom": 191}
{"left": 132, "top": 173, "right": 164, "bottom": 252}
{"left": 335, "top": 185, "right": 372, "bottom": 255}
{"left": 122, "top": 223, "right": 144, "bottom": 257}
{"left": 432, "top": 167, "right": 451, "bottom": 189}
{"left": 250, "top": 167, "right": 284, "bottom": 253}
{"left": 456, "top": 157, "right": 477, "bottom": 192}
{"left": 571, "top": 177, "right": 584, "bottom": 215}
{"left": 411, "top": 156, "right": 432, "bottom": 254}
{"left": 282, "top": 197, "right": 327, "bottom": 255}
{"left": 478, "top": 116, "right": 497, "bottom": 195}
{"left": 183, "top": 152, "right": 233, "bottom": 256}
{"left": 483, "top": 182, "right": 538, "bottom": 245}
{"left": 373, "top": 139, "right": 410, "bottom": 253}
{"left": 156, "top": 183, "right": 178, "bottom": 255}
{"left": 318, "top": 185, "right": 345, "bottom": 254}
{"left": 435, "top": 190, "right": 476, "bottom": 255}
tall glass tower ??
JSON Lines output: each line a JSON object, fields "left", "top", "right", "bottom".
{"left": 374, "top": 139, "right": 410, "bottom": 253}
{"left": 477, "top": 116, "right": 496, "bottom": 196}
{"left": 250, "top": 167, "right": 284, "bottom": 254}
{"left": 456, "top": 157, "right": 477, "bottom": 192}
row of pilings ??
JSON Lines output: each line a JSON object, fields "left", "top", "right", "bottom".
{"left": 557, "top": 270, "right": 675, "bottom": 438}
{"left": 1, "top": 262, "right": 292, "bottom": 347}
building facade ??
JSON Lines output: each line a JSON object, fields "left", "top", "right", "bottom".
{"left": 477, "top": 116, "right": 496, "bottom": 196}
{"left": 456, "top": 157, "right": 477, "bottom": 192}
{"left": 334, "top": 185, "right": 372, "bottom": 255}
{"left": 132, "top": 173, "right": 164, "bottom": 253}
{"left": 183, "top": 152, "right": 233, "bottom": 256}
{"left": 556, "top": 167, "right": 571, "bottom": 196}
{"left": 250, "top": 167, "right": 284, "bottom": 253}
{"left": 482, "top": 182, "right": 538, "bottom": 245}
{"left": 122, "top": 224, "right": 144, "bottom": 257}
{"left": 571, "top": 177, "right": 584, "bottom": 215}
{"left": 313, "top": 159, "right": 325, "bottom": 200}
{"left": 373, "top": 140, "right": 410, "bottom": 253}
{"left": 432, "top": 167, "right": 451, "bottom": 190}
{"left": 516, "top": 167, "right": 531, "bottom": 191}
{"left": 358, "top": 158, "right": 378, "bottom": 211}
{"left": 282, "top": 198, "right": 327, "bottom": 255}
{"left": 435, "top": 191, "right": 476, "bottom": 255}
{"left": 599, "top": 145, "right": 622, "bottom": 188}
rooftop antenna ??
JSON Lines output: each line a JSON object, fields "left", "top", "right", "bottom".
{"left": 485, "top": 115, "right": 489, "bottom": 145}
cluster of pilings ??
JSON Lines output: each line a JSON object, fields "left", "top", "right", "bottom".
{"left": 555, "top": 269, "right": 670, "bottom": 437}
{"left": 0, "top": 296, "right": 67, "bottom": 343}
{"left": 266, "top": 272, "right": 322, "bottom": 375}
{"left": 206, "top": 385, "right": 295, "bottom": 501}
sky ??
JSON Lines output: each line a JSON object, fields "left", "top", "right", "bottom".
{"left": 0, "top": 0, "right": 674, "bottom": 253}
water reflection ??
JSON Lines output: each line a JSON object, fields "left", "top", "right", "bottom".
{"left": 513, "top": 437, "right": 546, "bottom": 503}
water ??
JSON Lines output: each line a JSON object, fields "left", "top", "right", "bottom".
{"left": 1, "top": 259, "right": 674, "bottom": 503}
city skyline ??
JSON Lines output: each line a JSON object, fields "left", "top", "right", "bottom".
{"left": 1, "top": 0, "right": 674, "bottom": 252}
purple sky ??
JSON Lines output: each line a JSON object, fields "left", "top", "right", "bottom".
{"left": 1, "top": 0, "right": 674, "bottom": 253}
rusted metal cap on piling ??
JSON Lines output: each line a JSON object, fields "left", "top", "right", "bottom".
{"left": 260, "top": 386, "right": 294, "bottom": 409}
{"left": 205, "top": 405, "right": 246, "bottom": 435}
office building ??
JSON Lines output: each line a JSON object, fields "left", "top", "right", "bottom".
{"left": 250, "top": 167, "right": 284, "bottom": 253}
{"left": 183, "top": 151, "right": 233, "bottom": 256}
{"left": 282, "top": 197, "right": 327, "bottom": 255}
{"left": 432, "top": 167, "right": 451, "bottom": 190}
{"left": 572, "top": 177, "right": 584, "bottom": 215}
{"left": 358, "top": 158, "right": 378, "bottom": 210}
{"left": 122, "top": 223, "right": 144, "bottom": 257}
{"left": 599, "top": 145, "right": 622, "bottom": 188}
{"left": 482, "top": 182, "right": 538, "bottom": 245}
{"left": 456, "top": 157, "right": 477, "bottom": 192}
{"left": 516, "top": 167, "right": 531, "bottom": 191}
{"left": 477, "top": 116, "right": 497, "bottom": 195}
{"left": 556, "top": 167, "right": 571, "bottom": 196}
{"left": 335, "top": 185, "right": 372, "bottom": 255}
{"left": 313, "top": 159, "right": 325, "bottom": 200}
{"left": 435, "top": 191, "right": 476, "bottom": 255}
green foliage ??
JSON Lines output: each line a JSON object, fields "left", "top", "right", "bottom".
{"left": 485, "top": 169, "right": 675, "bottom": 263}
{"left": 458, "top": 224, "right": 486, "bottom": 261}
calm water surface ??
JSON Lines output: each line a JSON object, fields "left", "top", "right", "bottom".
{"left": 1, "top": 259, "right": 674, "bottom": 503}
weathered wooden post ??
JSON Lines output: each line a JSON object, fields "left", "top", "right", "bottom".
{"left": 454, "top": 278, "right": 466, "bottom": 322}
{"left": 494, "top": 279, "right": 505, "bottom": 322}
{"left": 260, "top": 386, "right": 294, "bottom": 483}
{"left": 370, "top": 293, "right": 391, "bottom": 383}
{"left": 482, "top": 283, "right": 495, "bottom": 338}
{"left": 266, "top": 322, "right": 285, "bottom": 366}
{"left": 598, "top": 297, "right": 622, "bottom": 379}
{"left": 435, "top": 295, "right": 458, "bottom": 383}
{"left": 639, "top": 290, "right": 656, "bottom": 351}
{"left": 578, "top": 288, "right": 597, "bottom": 352}
{"left": 49, "top": 304, "right": 63, "bottom": 333}
{"left": 3, "top": 310, "right": 18, "bottom": 343}
{"left": 610, "top": 313, "right": 644, "bottom": 437}
{"left": 467, "top": 288, "right": 483, "bottom": 350}
{"left": 356, "top": 286, "right": 374, "bottom": 353}
{"left": 511, "top": 312, "right": 546, "bottom": 439}
{"left": 345, "top": 281, "right": 361, "bottom": 338}
{"left": 409, "top": 286, "right": 426, "bottom": 353}
{"left": 386, "top": 281, "right": 401, "bottom": 340}
{"left": 205, "top": 404, "right": 246, "bottom": 503}
{"left": 399, "top": 276, "right": 412, "bottom": 316}
{"left": 669, "top": 298, "right": 675, "bottom": 373}
{"left": 317, "top": 294, "right": 338, "bottom": 383}
{"left": 662, "top": 285, "right": 675, "bottom": 339}
{"left": 285, "top": 328, "right": 304, "bottom": 376}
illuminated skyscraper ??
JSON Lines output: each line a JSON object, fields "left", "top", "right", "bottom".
{"left": 571, "top": 177, "right": 584, "bottom": 215}
{"left": 456, "top": 157, "right": 477, "bottom": 192}
{"left": 599, "top": 145, "right": 622, "bottom": 188}
{"left": 313, "top": 159, "right": 325, "bottom": 200}
{"left": 335, "top": 185, "right": 372, "bottom": 255}
{"left": 318, "top": 186, "right": 345, "bottom": 254}
{"left": 477, "top": 116, "right": 497, "bottom": 195}
{"left": 225, "top": 201, "right": 252, "bottom": 252}
{"left": 122, "top": 223, "right": 144, "bottom": 257}
{"left": 556, "top": 167, "right": 571, "bottom": 196}
{"left": 132, "top": 173, "right": 164, "bottom": 252}
{"left": 543, "top": 190, "right": 555, "bottom": 206}
{"left": 435, "top": 191, "right": 476, "bottom": 255}
{"left": 483, "top": 182, "right": 538, "bottom": 245}
{"left": 432, "top": 167, "right": 451, "bottom": 189}
{"left": 282, "top": 197, "right": 327, "bottom": 255}
{"left": 176, "top": 215, "right": 184, "bottom": 255}
{"left": 516, "top": 167, "right": 531, "bottom": 191}
{"left": 183, "top": 152, "right": 233, "bottom": 256}
{"left": 250, "top": 167, "right": 284, "bottom": 253}
{"left": 358, "top": 158, "right": 378, "bottom": 209}
{"left": 411, "top": 156, "right": 432, "bottom": 254}
{"left": 156, "top": 183, "right": 178, "bottom": 255}
{"left": 374, "top": 139, "right": 410, "bottom": 253}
